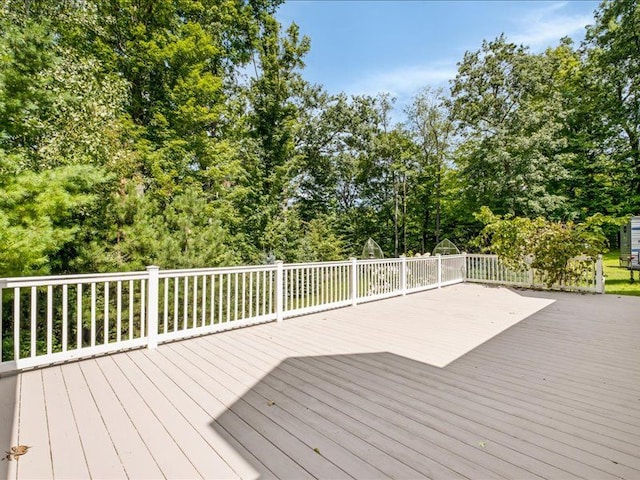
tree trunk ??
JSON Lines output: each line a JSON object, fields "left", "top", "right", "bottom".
{"left": 626, "top": 128, "right": 640, "bottom": 198}
{"left": 402, "top": 176, "right": 407, "bottom": 255}
{"left": 393, "top": 173, "right": 399, "bottom": 257}
{"left": 422, "top": 208, "right": 430, "bottom": 254}
{"left": 435, "top": 167, "right": 441, "bottom": 244}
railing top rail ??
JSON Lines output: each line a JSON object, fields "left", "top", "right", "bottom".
{"left": 0, "top": 270, "right": 149, "bottom": 288}
{"left": 465, "top": 253, "right": 596, "bottom": 261}
{"left": 405, "top": 256, "right": 436, "bottom": 261}
{"left": 159, "top": 264, "right": 276, "bottom": 278}
{"left": 283, "top": 260, "right": 351, "bottom": 269}
{"left": 357, "top": 258, "right": 403, "bottom": 265}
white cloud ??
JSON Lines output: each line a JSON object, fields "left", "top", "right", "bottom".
{"left": 345, "top": 62, "right": 457, "bottom": 99}
{"left": 341, "top": 62, "right": 457, "bottom": 123}
{"left": 509, "top": 1, "right": 592, "bottom": 49}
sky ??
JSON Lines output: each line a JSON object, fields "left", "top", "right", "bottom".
{"left": 276, "top": 0, "right": 600, "bottom": 108}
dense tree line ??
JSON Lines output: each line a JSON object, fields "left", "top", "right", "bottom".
{"left": 1, "top": 0, "right": 638, "bottom": 276}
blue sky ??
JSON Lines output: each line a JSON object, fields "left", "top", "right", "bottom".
{"left": 277, "top": 1, "right": 600, "bottom": 104}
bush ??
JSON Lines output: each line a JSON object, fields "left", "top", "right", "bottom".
{"left": 473, "top": 207, "right": 624, "bottom": 287}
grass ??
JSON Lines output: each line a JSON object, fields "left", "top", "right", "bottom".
{"left": 603, "top": 250, "right": 640, "bottom": 296}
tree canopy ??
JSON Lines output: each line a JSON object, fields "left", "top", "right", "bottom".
{"left": 0, "top": 0, "right": 637, "bottom": 276}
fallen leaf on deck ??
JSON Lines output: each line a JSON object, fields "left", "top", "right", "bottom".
{"left": 313, "top": 447, "right": 321, "bottom": 455}
{"left": 478, "top": 441, "right": 486, "bottom": 448}
{"left": 3, "top": 445, "right": 31, "bottom": 461}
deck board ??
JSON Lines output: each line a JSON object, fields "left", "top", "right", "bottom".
{"left": 41, "top": 366, "right": 91, "bottom": 479}
{"left": 159, "top": 343, "right": 316, "bottom": 480}
{"left": 208, "top": 331, "right": 533, "bottom": 479}
{"left": 1, "top": 283, "right": 639, "bottom": 479}
{"left": 14, "top": 371, "right": 51, "bottom": 480}
{"left": 95, "top": 355, "right": 202, "bottom": 479}
{"left": 0, "top": 374, "right": 20, "bottom": 480}
{"left": 207, "top": 332, "right": 503, "bottom": 480}
{"left": 112, "top": 352, "right": 238, "bottom": 480}
{"left": 141, "top": 349, "right": 266, "bottom": 480}
{"left": 62, "top": 362, "right": 127, "bottom": 479}
{"left": 323, "top": 354, "right": 634, "bottom": 479}
{"left": 77, "top": 359, "right": 164, "bottom": 479}
{"left": 180, "top": 337, "right": 431, "bottom": 480}
{"left": 353, "top": 353, "right": 640, "bottom": 479}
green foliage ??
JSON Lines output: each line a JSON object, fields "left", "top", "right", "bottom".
{"left": 76, "top": 185, "right": 238, "bottom": 271}
{"left": 261, "top": 209, "right": 343, "bottom": 263}
{"left": 299, "top": 217, "right": 344, "bottom": 262}
{"left": 585, "top": 0, "right": 640, "bottom": 207}
{"left": 451, "top": 36, "right": 570, "bottom": 218}
{"left": 0, "top": 0, "right": 638, "bottom": 280}
{"left": 405, "top": 87, "right": 456, "bottom": 251}
{"left": 474, "top": 207, "right": 625, "bottom": 286}
{"left": 0, "top": 163, "right": 108, "bottom": 275}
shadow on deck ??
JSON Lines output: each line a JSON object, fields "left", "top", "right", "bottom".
{"left": 0, "top": 285, "right": 639, "bottom": 479}
{"left": 210, "top": 290, "right": 640, "bottom": 479}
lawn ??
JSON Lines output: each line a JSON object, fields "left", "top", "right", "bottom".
{"left": 603, "top": 250, "right": 640, "bottom": 296}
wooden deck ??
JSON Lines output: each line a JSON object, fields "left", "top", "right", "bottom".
{"left": 1, "top": 283, "right": 639, "bottom": 479}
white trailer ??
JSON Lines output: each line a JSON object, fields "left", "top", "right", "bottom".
{"left": 620, "top": 216, "right": 640, "bottom": 280}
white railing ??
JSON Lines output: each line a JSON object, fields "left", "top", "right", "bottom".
{"left": 465, "top": 254, "right": 604, "bottom": 294}
{"left": 357, "top": 258, "right": 403, "bottom": 301}
{"left": 0, "top": 271, "right": 150, "bottom": 373}
{"left": 0, "top": 255, "right": 465, "bottom": 373}
{"left": 283, "top": 261, "right": 352, "bottom": 316}
{"left": 156, "top": 265, "right": 278, "bottom": 344}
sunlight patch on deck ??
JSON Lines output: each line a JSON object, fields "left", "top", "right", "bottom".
{"left": 293, "top": 283, "right": 555, "bottom": 367}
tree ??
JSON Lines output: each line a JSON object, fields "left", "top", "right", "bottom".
{"left": 542, "top": 39, "right": 627, "bottom": 220}
{"left": 451, "top": 36, "right": 570, "bottom": 218}
{"left": 0, "top": 162, "right": 108, "bottom": 276}
{"left": 584, "top": 0, "right": 640, "bottom": 213}
{"left": 0, "top": 0, "right": 307, "bottom": 273}
{"left": 77, "top": 185, "right": 239, "bottom": 271}
{"left": 299, "top": 216, "right": 344, "bottom": 262}
{"left": 292, "top": 91, "right": 404, "bottom": 256}
{"left": 249, "top": 17, "right": 310, "bottom": 198}
{"left": 405, "top": 87, "right": 455, "bottom": 250}
{"left": 0, "top": 13, "right": 120, "bottom": 275}
{"left": 293, "top": 90, "right": 354, "bottom": 221}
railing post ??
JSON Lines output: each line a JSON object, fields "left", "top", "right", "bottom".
{"left": 462, "top": 252, "right": 468, "bottom": 282}
{"left": 350, "top": 257, "right": 358, "bottom": 306}
{"left": 437, "top": 254, "right": 442, "bottom": 288}
{"left": 275, "top": 261, "right": 284, "bottom": 322}
{"left": 400, "top": 255, "right": 407, "bottom": 295}
{"left": 528, "top": 259, "right": 535, "bottom": 286}
{"left": 146, "top": 265, "right": 159, "bottom": 349}
{"left": 595, "top": 254, "right": 604, "bottom": 294}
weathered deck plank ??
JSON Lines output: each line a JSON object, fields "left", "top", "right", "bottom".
{"left": 77, "top": 359, "right": 164, "bottom": 479}
{"left": 171, "top": 338, "right": 431, "bottom": 480}
{"left": 95, "top": 355, "right": 202, "bottom": 479}
{"left": 41, "top": 366, "right": 91, "bottom": 479}
{"left": 0, "top": 283, "right": 638, "bottom": 479}
{"left": 62, "top": 362, "right": 127, "bottom": 479}
{"left": 14, "top": 371, "right": 51, "bottom": 480}
{"left": 0, "top": 373, "right": 19, "bottom": 480}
